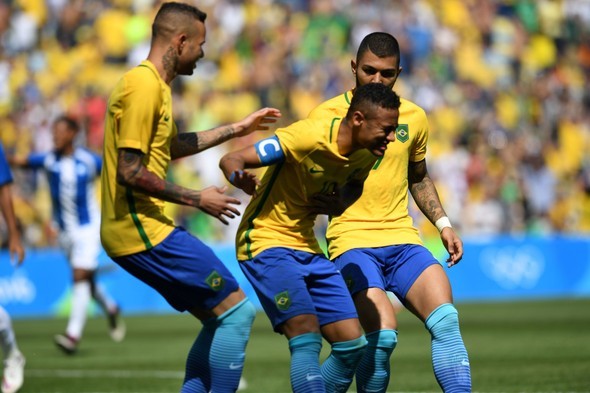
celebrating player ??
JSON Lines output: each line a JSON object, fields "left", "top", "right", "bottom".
{"left": 220, "top": 82, "right": 401, "bottom": 392}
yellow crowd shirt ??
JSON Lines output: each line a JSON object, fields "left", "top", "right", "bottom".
{"left": 308, "top": 90, "right": 428, "bottom": 259}
{"left": 100, "top": 60, "right": 176, "bottom": 257}
{"left": 236, "top": 117, "right": 377, "bottom": 261}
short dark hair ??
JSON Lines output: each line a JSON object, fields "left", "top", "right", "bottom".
{"left": 356, "top": 32, "right": 400, "bottom": 63}
{"left": 347, "top": 83, "right": 401, "bottom": 120}
{"left": 54, "top": 115, "right": 79, "bottom": 132}
{"left": 152, "top": 2, "right": 207, "bottom": 40}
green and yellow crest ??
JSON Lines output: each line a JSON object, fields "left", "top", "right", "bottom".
{"left": 206, "top": 270, "right": 225, "bottom": 291}
{"left": 274, "top": 291, "right": 291, "bottom": 311}
{"left": 396, "top": 124, "right": 409, "bottom": 143}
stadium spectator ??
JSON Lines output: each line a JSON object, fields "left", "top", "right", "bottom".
{"left": 9, "top": 115, "right": 126, "bottom": 355}
{"left": 99, "top": 3, "right": 280, "bottom": 391}
{"left": 0, "top": 143, "right": 25, "bottom": 393}
{"left": 1, "top": 0, "right": 589, "bottom": 246}
{"left": 220, "top": 82, "right": 401, "bottom": 392}
{"left": 308, "top": 32, "right": 471, "bottom": 393}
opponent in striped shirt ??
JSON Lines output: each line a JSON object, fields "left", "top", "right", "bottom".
{"left": 11, "top": 116, "right": 125, "bottom": 354}
{"left": 220, "top": 83, "right": 401, "bottom": 393}
{"left": 308, "top": 32, "right": 471, "bottom": 392}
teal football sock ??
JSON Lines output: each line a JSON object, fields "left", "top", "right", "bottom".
{"left": 183, "top": 299, "right": 256, "bottom": 393}
{"left": 355, "top": 329, "right": 397, "bottom": 393}
{"left": 289, "top": 333, "right": 325, "bottom": 393}
{"left": 321, "top": 335, "right": 368, "bottom": 393}
{"left": 425, "top": 303, "right": 472, "bottom": 393}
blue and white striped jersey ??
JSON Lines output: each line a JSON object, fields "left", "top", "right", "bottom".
{"left": 27, "top": 148, "right": 102, "bottom": 232}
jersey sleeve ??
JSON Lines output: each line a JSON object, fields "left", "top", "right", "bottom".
{"left": 117, "top": 69, "right": 162, "bottom": 154}
{"left": 410, "top": 106, "right": 429, "bottom": 163}
{"left": 275, "top": 119, "right": 320, "bottom": 164}
{"left": 26, "top": 153, "right": 47, "bottom": 168}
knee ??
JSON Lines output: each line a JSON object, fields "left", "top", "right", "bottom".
{"left": 366, "top": 329, "right": 398, "bottom": 353}
{"left": 219, "top": 298, "right": 256, "bottom": 328}
{"left": 425, "top": 303, "right": 459, "bottom": 337}
{"left": 331, "top": 336, "right": 368, "bottom": 368}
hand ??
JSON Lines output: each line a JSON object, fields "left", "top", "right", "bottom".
{"left": 233, "top": 108, "right": 282, "bottom": 138}
{"left": 8, "top": 235, "right": 25, "bottom": 266}
{"left": 309, "top": 188, "right": 346, "bottom": 216}
{"left": 229, "top": 170, "right": 260, "bottom": 196}
{"left": 440, "top": 227, "right": 463, "bottom": 267}
{"left": 198, "top": 185, "right": 241, "bottom": 225}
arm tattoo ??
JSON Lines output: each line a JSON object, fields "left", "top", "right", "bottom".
{"left": 171, "top": 126, "right": 236, "bottom": 160}
{"left": 408, "top": 159, "right": 447, "bottom": 223}
{"left": 117, "top": 149, "right": 201, "bottom": 207}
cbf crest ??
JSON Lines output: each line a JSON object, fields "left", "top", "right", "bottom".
{"left": 396, "top": 124, "right": 409, "bottom": 143}
{"left": 206, "top": 270, "right": 225, "bottom": 291}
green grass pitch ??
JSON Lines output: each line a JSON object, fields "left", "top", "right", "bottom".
{"left": 12, "top": 298, "right": 590, "bottom": 392}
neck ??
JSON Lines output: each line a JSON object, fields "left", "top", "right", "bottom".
{"left": 337, "top": 121, "right": 355, "bottom": 157}
{"left": 147, "top": 49, "right": 176, "bottom": 85}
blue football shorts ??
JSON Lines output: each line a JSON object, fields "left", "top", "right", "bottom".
{"left": 334, "top": 244, "right": 440, "bottom": 301}
{"left": 113, "top": 227, "right": 239, "bottom": 312}
{"left": 240, "top": 247, "right": 358, "bottom": 332}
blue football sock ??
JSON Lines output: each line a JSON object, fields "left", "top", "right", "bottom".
{"left": 355, "top": 329, "right": 397, "bottom": 393}
{"left": 183, "top": 299, "right": 256, "bottom": 393}
{"left": 425, "top": 303, "right": 472, "bottom": 393}
{"left": 321, "top": 335, "right": 368, "bottom": 393}
{"left": 289, "top": 333, "right": 325, "bottom": 393}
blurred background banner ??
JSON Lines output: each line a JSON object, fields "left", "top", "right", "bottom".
{"left": 2, "top": 236, "right": 589, "bottom": 318}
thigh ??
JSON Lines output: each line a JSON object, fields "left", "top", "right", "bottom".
{"left": 307, "top": 254, "right": 358, "bottom": 329}
{"left": 353, "top": 287, "right": 397, "bottom": 333}
{"left": 334, "top": 248, "right": 386, "bottom": 295}
{"left": 68, "top": 226, "right": 101, "bottom": 271}
{"left": 114, "top": 227, "right": 239, "bottom": 313}
{"left": 382, "top": 244, "right": 440, "bottom": 301}
{"left": 404, "top": 263, "right": 453, "bottom": 322}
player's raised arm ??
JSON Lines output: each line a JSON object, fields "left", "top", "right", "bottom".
{"left": 220, "top": 135, "right": 286, "bottom": 196}
{"left": 170, "top": 107, "right": 281, "bottom": 160}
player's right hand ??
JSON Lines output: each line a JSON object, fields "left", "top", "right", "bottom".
{"left": 229, "top": 170, "right": 260, "bottom": 197}
{"left": 233, "top": 108, "right": 282, "bottom": 138}
{"left": 198, "top": 185, "right": 241, "bottom": 225}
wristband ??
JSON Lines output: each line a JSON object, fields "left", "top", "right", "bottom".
{"left": 435, "top": 216, "right": 452, "bottom": 233}
{"left": 229, "top": 170, "right": 243, "bottom": 185}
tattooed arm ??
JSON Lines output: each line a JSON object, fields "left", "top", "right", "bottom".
{"left": 116, "top": 148, "right": 241, "bottom": 224}
{"left": 170, "top": 107, "right": 282, "bottom": 160}
{"left": 408, "top": 158, "right": 463, "bottom": 266}
{"left": 408, "top": 159, "right": 447, "bottom": 223}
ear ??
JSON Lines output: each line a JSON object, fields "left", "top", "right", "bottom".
{"left": 177, "top": 34, "right": 188, "bottom": 54}
{"left": 351, "top": 110, "right": 364, "bottom": 127}
{"left": 351, "top": 59, "right": 357, "bottom": 75}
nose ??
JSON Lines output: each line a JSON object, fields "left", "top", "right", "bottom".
{"left": 371, "top": 74, "right": 385, "bottom": 84}
{"left": 386, "top": 131, "right": 396, "bottom": 142}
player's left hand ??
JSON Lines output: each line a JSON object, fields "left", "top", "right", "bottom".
{"left": 233, "top": 108, "right": 282, "bottom": 137}
{"left": 440, "top": 227, "right": 463, "bottom": 267}
{"left": 309, "top": 190, "right": 346, "bottom": 216}
{"left": 229, "top": 170, "right": 260, "bottom": 197}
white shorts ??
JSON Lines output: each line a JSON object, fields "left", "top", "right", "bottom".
{"left": 58, "top": 224, "right": 101, "bottom": 270}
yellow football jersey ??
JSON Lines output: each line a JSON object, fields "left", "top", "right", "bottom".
{"left": 100, "top": 60, "right": 176, "bottom": 257}
{"left": 236, "top": 117, "right": 377, "bottom": 261}
{"left": 308, "top": 90, "right": 429, "bottom": 259}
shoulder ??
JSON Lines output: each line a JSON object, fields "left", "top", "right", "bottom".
{"left": 122, "top": 64, "right": 161, "bottom": 95}
{"left": 277, "top": 118, "right": 333, "bottom": 151}
{"left": 308, "top": 91, "right": 351, "bottom": 119}
{"left": 399, "top": 97, "right": 429, "bottom": 130}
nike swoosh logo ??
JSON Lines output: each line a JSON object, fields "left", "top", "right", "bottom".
{"left": 164, "top": 115, "right": 170, "bottom": 121}
{"left": 461, "top": 359, "right": 470, "bottom": 366}
{"left": 229, "top": 363, "right": 243, "bottom": 370}
{"left": 362, "top": 387, "right": 383, "bottom": 393}
{"left": 309, "top": 168, "right": 324, "bottom": 173}
{"left": 306, "top": 373, "right": 322, "bottom": 382}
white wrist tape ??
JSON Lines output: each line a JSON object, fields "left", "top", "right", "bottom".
{"left": 435, "top": 216, "right": 452, "bottom": 233}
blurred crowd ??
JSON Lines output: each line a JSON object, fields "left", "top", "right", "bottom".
{"left": 0, "top": 0, "right": 589, "bottom": 248}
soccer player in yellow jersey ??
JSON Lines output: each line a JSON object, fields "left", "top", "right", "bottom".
{"left": 308, "top": 32, "right": 472, "bottom": 392}
{"left": 220, "top": 82, "right": 401, "bottom": 393}
{"left": 100, "top": 3, "right": 280, "bottom": 392}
